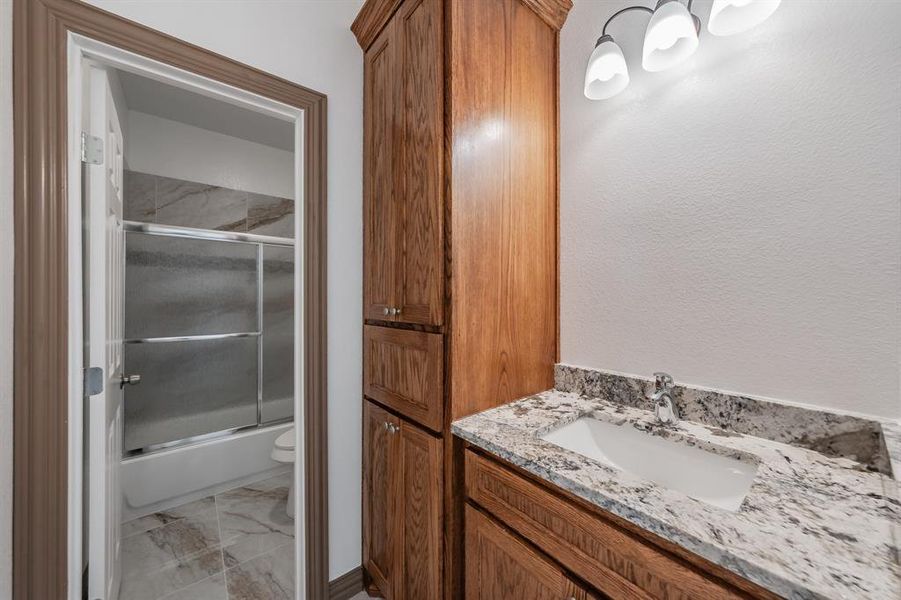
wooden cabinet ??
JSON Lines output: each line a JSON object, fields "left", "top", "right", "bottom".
{"left": 465, "top": 449, "right": 780, "bottom": 600}
{"left": 363, "top": 401, "right": 399, "bottom": 595}
{"left": 364, "top": 325, "right": 444, "bottom": 432}
{"left": 393, "top": 0, "right": 444, "bottom": 327}
{"left": 362, "top": 0, "right": 443, "bottom": 327}
{"left": 465, "top": 505, "right": 588, "bottom": 600}
{"left": 354, "top": 0, "right": 571, "bottom": 597}
{"left": 363, "top": 400, "right": 443, "bottom": 600}
{"left": 399, "top": 421, "right": 444, "bottom": 599}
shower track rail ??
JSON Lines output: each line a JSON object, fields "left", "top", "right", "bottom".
{"left": 123, "top": 220, "right": 295, "bottom": 457}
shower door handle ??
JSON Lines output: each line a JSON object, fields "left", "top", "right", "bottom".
{"left": 120, "top": 373, "right": 142, "bottom": 388}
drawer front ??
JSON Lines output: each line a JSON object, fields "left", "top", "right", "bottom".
{"left": 465, "top": 451, "right": 747, "bottom": 600}
{"left": 364, "top": 325, "right": 444, "bottom": 431}
{"left": 465, "top": 505, "right": 585, "bottom": 600}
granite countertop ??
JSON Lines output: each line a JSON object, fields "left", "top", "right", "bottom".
{"left": 452, "top": 367, "right": 901, "bottom": 600}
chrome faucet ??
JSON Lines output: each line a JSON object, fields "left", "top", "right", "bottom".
{"left": 649, "top": 372, "right": 679, "bottom": 426}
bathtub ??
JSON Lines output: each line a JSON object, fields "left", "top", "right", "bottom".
{"left": 121, "top": 422, "right": 292, "bottom": 522}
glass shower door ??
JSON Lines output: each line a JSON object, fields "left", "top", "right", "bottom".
{"left": 123, "top": 232, "right": 261, "bottom": 453}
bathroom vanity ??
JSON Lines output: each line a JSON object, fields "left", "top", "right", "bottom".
{"left": 453, "top": 365, "right": 901, "bottom": 599}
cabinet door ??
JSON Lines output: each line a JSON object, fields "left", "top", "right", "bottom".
{"left": 363, "top": 325, "right": 444, "bottom": 432}
{"left": 394, "top": 0, "right": 444, "bottom": 326}
{"left": 465, "top": 505, "right": 573, "bottom": 600}
{"left": 364, "top": 401, "right": 401, "bottom": 597}
{"left": 398, "top": 422, "right": 443, "bottom": 599}
{"left": 363, "top": 21, "right": 399, "bottom": 321}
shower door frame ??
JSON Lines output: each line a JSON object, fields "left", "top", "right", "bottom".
{"left": 121, "top": 222, "right": 297, "bottom": 456}
{"left": 11, "top": 1, "right": 330, "bottom": 598}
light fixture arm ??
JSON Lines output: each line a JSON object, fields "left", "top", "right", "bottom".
{"left": 599, "top": 1, "right": 700, "bottom": 43}
{"left": 600, "top": 5, "right": 654, "bottom": 39}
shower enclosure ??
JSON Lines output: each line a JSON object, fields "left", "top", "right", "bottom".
{"left": 122, "top": 222, "right": 294, "bottom": 455}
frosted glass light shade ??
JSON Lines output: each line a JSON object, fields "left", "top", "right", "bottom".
{"left": 708, "top": 0, "right": 781, "bottom": 36}
{"left": 642, "top": 0, "right": 699, "bottom": 72}
{"left": 584, "top": 37, "right": 630, "bottom": 100}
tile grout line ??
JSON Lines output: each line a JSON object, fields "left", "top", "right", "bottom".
{"left": 214, "top": 493, "right": 230, "bottom": 600}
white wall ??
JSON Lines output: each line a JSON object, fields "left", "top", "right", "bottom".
{"left": 561, "top": 0, "right": 901, "bottom": 419}
{"left": 125, "top": 110, "right": 295, "bottom": 198}
{"left": 0, "top": 0, "right": 12, "bottom": 595}
{"left": 0, "top": 0, "right": 365, "bottom": 584}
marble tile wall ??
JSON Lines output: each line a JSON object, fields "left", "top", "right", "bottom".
{"left": 124, "top": 170, "right": 294, "bottom": 238}
{"left": 120, "top": 472, "right": 295, "bottom": 600}
{"left": 555, "top": 363, "right": 893, "bottom": 474}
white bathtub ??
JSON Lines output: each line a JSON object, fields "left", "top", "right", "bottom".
{"left": 121, "top": 422, "right": 292, "bottom": 522}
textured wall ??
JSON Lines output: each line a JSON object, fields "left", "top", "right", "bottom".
{"left": 560, "top": 0, "right": 901, "bottom": 418}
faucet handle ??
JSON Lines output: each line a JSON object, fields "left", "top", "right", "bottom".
{"left": 653, "top": 372, "right": 674, "bottom": 391}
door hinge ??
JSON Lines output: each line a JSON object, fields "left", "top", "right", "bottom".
{"left": 80, "top": 131, "right": 103, "bottom": 165}
{"left": 84, "top": 367, "right": 104, "bottom": 396}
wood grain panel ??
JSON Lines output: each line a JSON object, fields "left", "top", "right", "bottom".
{"left": 465, "top": 505, "right": 576, "bottom": 600}
{"left": 519, "top": 0, "right": 574, "bottom": 31}
{"left": 364, "top": 25, "right": 399, "bottom": 321}
{"left": 399, "top": 422, "right": 443, "bottom": 599}
{"left": 395, "top": 0, "right": 444, "bottom": 326}
{"left": 364, "top": 325, "right": 444, "bottom": 431}
{"left": 447, "top": 0, "right": 558, "bottom": 422}
{"left": 465, "top": 451, "right": 757, "bottom": 600}
{"left": 352, "top": 0, "right": 405, "bottom": 50}
{"left": 363, "top": 401, "right": 400, "bottom": 597}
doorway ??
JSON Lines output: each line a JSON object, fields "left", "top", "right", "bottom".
{"left": 11, "top": 2, "right": 328, "bottom": 598}
{"left": 81, "top": 58, "right": 302, "bottom": 599}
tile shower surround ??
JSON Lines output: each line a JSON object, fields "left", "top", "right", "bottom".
{"left": 124, "top": 170, "right": 294, "bottom": 238}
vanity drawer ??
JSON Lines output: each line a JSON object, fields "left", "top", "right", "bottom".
{"left": 465, "top": 450, "right": 753, "bottom": 600}
{"left": 364, "top": 325, "right": 444, "bottom": 432}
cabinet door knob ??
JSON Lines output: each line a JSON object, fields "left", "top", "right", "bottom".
{"left": 394, "top": 307, "right": 402, "bottom": 316}
{"left": 383, "top": 307, "right": 391, "bottom": 316}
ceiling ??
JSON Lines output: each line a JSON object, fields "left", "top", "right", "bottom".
{"left": 116, "top": 69, "right": 294, "bottom": 151}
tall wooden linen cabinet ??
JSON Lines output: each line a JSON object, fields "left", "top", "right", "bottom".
{"left": 352, "top": 0, "right": 571, "bottom": 597}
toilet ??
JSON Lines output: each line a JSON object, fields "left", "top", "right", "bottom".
{"left": 271, "top": 428, "right": 296, "bottom": 519}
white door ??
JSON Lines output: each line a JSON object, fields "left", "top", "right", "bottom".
{"left": 85, "top": 65, "right": 126, "bottom": 600}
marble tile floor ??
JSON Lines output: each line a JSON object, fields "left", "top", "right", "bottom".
{"left": 120, "top": 472, "right": 295, "bottom": 600}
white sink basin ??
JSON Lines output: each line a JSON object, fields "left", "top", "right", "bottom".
{"left": 539, "top": 417, "right": 758, "bottom": 512}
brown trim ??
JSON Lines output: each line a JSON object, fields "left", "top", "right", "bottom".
{"left": 11, "top": 1, "right": 329, "bottom": 598}
{"left": 350, "top": 0, "right": 404, "bottom": 50}
{"left": 329, "top": 566, "right": 365, "bottom": 599}
{"left": 351, "top": 0, "right": 571, "bottom": 50}
{"left": 518, "top": 0, "right": 573, "bottom": 31}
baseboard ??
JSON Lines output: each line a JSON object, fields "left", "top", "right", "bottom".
{"left": 329, "top": 566, "right": 365, "bottom": 599}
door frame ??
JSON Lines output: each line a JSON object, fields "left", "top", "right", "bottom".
{"left": 12, "top": 1, "right": 329, "bottom": 598}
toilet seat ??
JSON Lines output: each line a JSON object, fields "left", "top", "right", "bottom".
{"left": 271, "top": 428, "right": 296, "bottom": 464}
{"left": 274, "top": 428, "right": 295, "bottom": 451}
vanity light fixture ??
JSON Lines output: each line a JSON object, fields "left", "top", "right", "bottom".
{"left": 708, "top": 0, "right": 781, "bottom": 36}
{"left": 642, "top": 0, "right": 700, "bottom": 72}
{"left": 583, "top": 0, "right": 781, "bottom": 100}
{"left": 584, "top": 34, "right": 631, "bottom": 100}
